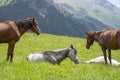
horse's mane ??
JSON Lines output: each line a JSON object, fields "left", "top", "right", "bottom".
{"left": 53, "top": 48, "right": 68, "bottom": 52}
{"left": 15, "top": 19, "right": 33, "bottom": 29}
{"left": 43, "top": 48, "right": 70, "bottom": 55}
{"left": 54, "top": 48, "right": 70, "bottom": 55}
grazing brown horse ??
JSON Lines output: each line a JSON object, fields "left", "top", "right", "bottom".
{"left": 86, "top": 29, "right": 120, "bottom": 64}
{"left": 0, "top": 17, "right": 41, "bottom": 62}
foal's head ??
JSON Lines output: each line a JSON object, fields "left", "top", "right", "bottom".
{"left": 67, "top": 45, "right": 79, "bottom": 64}
{"left": 86, "top": 32, "right": 95, "bottom": 49}
{"left": 28, "top": 17, "right": 41, "bottom": 35}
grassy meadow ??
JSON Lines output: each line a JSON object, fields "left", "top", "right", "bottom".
{"left": 0, "top": 33, "right": 120, "bottom": 80}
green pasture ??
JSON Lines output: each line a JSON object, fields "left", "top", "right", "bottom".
{"left": 0, "top": 33, "right": 120, "bottom": 80}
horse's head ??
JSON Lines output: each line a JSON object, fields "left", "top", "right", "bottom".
{"left": 29, "top": 17, "right": 41, "bottom": 35}
{"left": 85, "top": 32, "right": 95, "bottom": 49}
{"left": 68, "top": 45, "right": 79, "bottom": 64}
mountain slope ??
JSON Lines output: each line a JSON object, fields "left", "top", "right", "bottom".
{"left": 72, "top": 0, "right": 120, "bottom": 29}
{"left": 88, "top": 0, "right": 120, "bottom": 13}
{"left": 0, "top": 0, "right": 119, "bottom": 37}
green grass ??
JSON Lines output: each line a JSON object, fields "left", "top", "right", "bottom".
{"left": 0, "top": 33, "right": 120, "bottom": 80}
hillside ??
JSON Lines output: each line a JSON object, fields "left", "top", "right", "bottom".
{"left": 88, "top": 0, "right": 120, "bottom": 13}
{"left": 0, "top": 0, "right": 120, "bottom": 37}
{"left": 1, "top": 33, "right": 120, "bottom": 80}
{"left": 73, "top": 0, "right": 120, "bottom": 28}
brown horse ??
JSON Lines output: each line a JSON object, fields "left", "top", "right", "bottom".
{"left": 86, "top": 29, "right": 120, "bottom": 64}
{"left": 0, "top": 17, "right": 41, "bottom": 62}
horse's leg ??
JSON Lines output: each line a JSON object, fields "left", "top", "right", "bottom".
{"left": 108, "top": 48, "right": 112, "bottom": 64}
{"left": 101, "top": 46, "right": 107, "bottom": 64}
{"left": 6, "top": 43, "right": 10, "bottom": 61}
{"left": 7, "top": 41, "right": 15, "bottom": 62}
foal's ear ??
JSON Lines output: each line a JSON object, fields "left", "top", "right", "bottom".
{"left": 70, "top": 45, "right": 74, "bottom": 49}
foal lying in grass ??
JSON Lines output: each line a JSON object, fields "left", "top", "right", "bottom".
{"left": 27, "top": 45, "right": 79, "bottom": 65}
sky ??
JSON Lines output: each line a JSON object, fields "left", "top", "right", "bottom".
{"left": 107, "top": 0, "right": 120, "bottom": 7}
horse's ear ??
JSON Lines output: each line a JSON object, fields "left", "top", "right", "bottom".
{"left": 71, "top": 45, "right": 73, "bottom": 49}
{"left": 85, "top": 32, "right": 88, "bottom": 35}
{"left": 28, "top": 17, "right": 35, "bottom": 22}
{"left": 32, "top": 17, "right": 35, "bottom": 22}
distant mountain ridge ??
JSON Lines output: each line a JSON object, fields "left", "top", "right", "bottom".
{"left": 89, "top": 0, "right": 116, "bottom": 10}
{"left": 88, "top": 0, "right": 120, "bottom": 13}
{"left": 0, "top": 0, "right": 119, "bottom": 37}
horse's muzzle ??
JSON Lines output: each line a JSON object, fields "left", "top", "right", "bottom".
{"left": 36, "top": 31, "right": 40, "bottom": 35}
{"left": 37, "top": 33, "right": 40, "bottom": 35}
{"left": 75, "top": 61, "right": 80, "bottom": 64}
{"left": 37, "top": 30, "right": 41, "bottom": 35}
{"left": 74, "top": 59, "right": 80, "bottom": 64}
